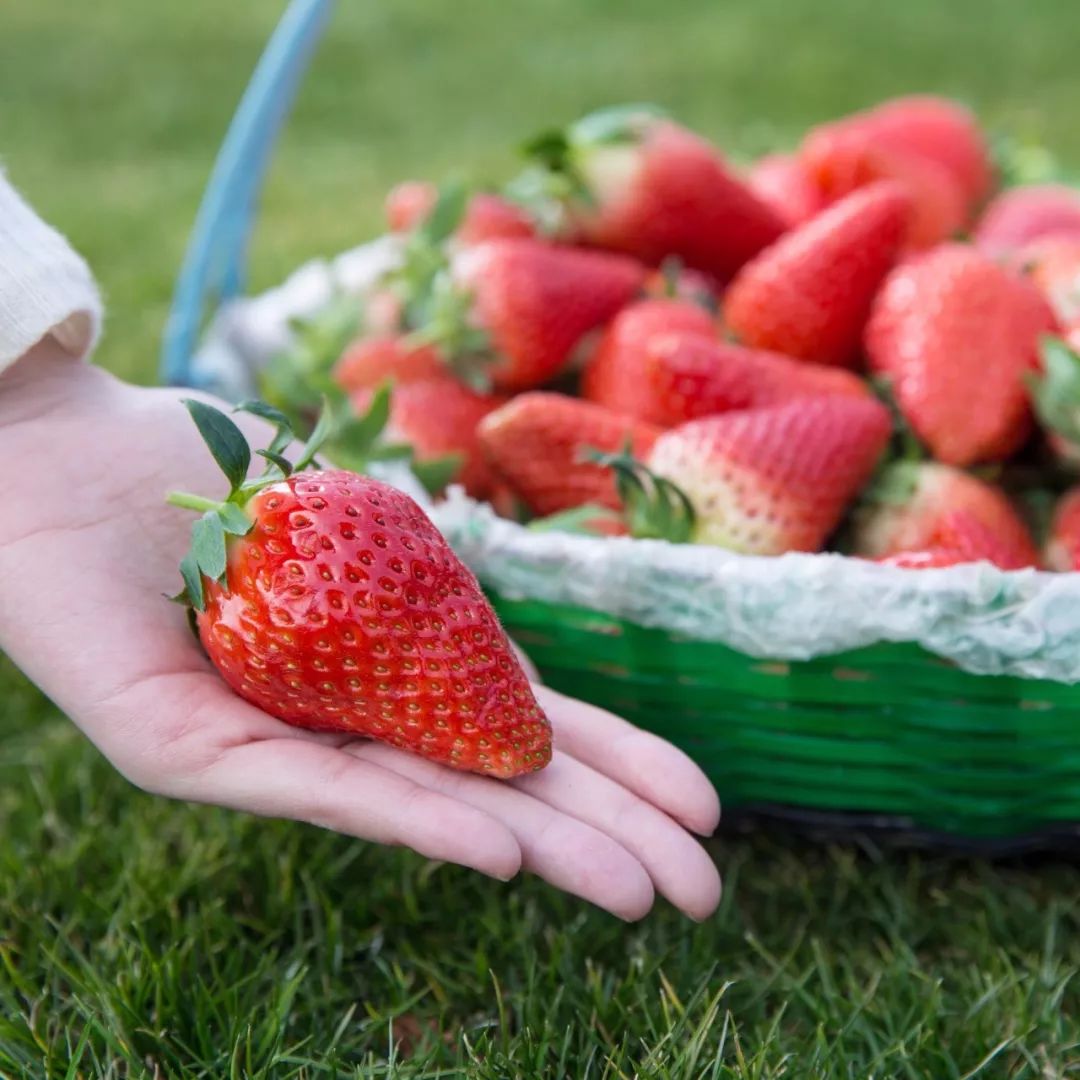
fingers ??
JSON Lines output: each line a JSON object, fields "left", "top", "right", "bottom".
{"left": 177, "top": 737, "right": 523, "bottom": 882}
{"left": 535, "top": 686, "right": 722, "bottom": 836}
{"left": 512, "top": 752, "right": 722, "bottom": 922}
{"left": 344, "top": 741, "right": 656, "bottom": 921}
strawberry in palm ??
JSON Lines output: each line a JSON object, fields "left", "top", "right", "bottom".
{"left": 852, "top": 461, "right": 1038, "bottom": 569}
{"left": 866, "top": 244, "right": 1058, "bottom": 467}
{"left": 723, "top": 182, "right": 910, "bottom": 367}
{"left": 643, "top": 396, "right": 892, "bottom": 554}
{"left": 168, "top": 400, "right": 551, "bottom": 778}
{"left": 520, "top": 105, "right": 786, "bottom": 280}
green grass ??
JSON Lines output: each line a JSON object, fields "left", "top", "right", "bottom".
{"left": 4, "top": 0, "right": 1080, "bottom": 1075}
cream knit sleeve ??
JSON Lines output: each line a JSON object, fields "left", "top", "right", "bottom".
{"left": 0, "top": 170, "right": 102, "bottom": 374}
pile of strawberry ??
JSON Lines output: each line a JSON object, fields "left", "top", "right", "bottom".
{"left": 269, "top": 97, "right": 1080, "bottom": 572}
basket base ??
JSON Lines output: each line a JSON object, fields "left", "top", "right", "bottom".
{"left": 720, "top": 803, "right": 1080, "bottom": 858}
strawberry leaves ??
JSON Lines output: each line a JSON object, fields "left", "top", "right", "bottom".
{"left": 585, "top": 444, "right": 696, "bottom": 543}
{"left": 1029, "top": 336, "right": 1080, "bottom": 450}
{"left": 183, "top": 399, "right": 251, "bottom": 495}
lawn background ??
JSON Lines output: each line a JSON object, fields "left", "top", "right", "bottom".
{"left": 3, "top": 1, "right": 1080, "bottom": 1076}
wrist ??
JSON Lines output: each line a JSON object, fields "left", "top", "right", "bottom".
{"left": 0, "top": 337, "right": 103, "bottom": 427}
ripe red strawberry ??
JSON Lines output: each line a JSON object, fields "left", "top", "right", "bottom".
{"left": 1013, "top": 236, "right": 1080, "bottom": 324}
{"left": 524, "top": 106, "right": 786, "bottom": 280}
{"left": 813, "top": 96, "right": 991, "bottom": 205}
{"left": 169, "top": 400, "right": 551, "bottom": 778}
{"left": 1045, "top": 487, "right": 1080, "bottom": 571}
{"left": 451, "top": 238, "right": 647, "bottom": 391}
{"left": 974, "top": 185, "right": 1080, "bottom": 257}
{"left": 639, "top": 333, "right": 872, "bottom": 426}
{"left": 351, "top": 376, "right": 507, "bottom": 500}
{"left": 852, "top": 461, "right": 1038, "bottom": 567}
{"left": 477, "top": 392, "right": 661, "bottom": 515}
{"left": 801, "top": 127, "right": 967, "bottom": 249}
{"left": 746, "top": 154, "right": 826, "bottom": 228}
{"left": 866, "top": 244, "right": 1058, "bottom": 466}
{"left": 334, "top": 335, "right": 444, "bottom": 395}
{"left": 723, "top": 182, "right": 910, "bottom": 367}
{"left": 876, "top": 510, "right": 1034, "bottom": 570}
{"left": 386, "top": 180, "right": 535, "bottom": 244}
{"left": 581, "top": 298, "right": 717, "bottom": 418}
{"left": 645, "top": 396, "right": 891, "bottom": 553}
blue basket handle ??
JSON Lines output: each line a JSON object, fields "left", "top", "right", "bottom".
{"left": 160, "top": 0, "right": 336, "bottom": 387}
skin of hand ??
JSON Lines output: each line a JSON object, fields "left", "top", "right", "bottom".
{"left": 0, "top": 346, "right": 721, "bottom": 921}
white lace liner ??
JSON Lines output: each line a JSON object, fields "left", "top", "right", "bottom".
{"left": 194, "top": 240, "right": 1080, "bottom": 685}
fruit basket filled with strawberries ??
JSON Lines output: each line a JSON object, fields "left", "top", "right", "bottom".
{"left": 165, "top": 0, "right": 1080, "bottom": 848}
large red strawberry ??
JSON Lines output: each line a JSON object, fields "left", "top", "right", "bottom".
{"left": 723, "top": 182, "right": 910, "bottom": 367}
{"left": 974, "top": 185, "right": 1080, "bottom": 257}
{"left": 386, "top": 180, "right": 535, "bottom": 245}
{"left": 745, "top": 154, "right": 826, "bottom": 228}
{"left": 350, "top": 376, "right": 507, "bottom": 500}
{"left": 866, "top": 244, "right": 1058, "bottom": 466}
{"left": 581, "top": 298, "right": 717, "bottom": 418}
{"left": 801, "top": 126, "right": 966, "bottom": 250}
{"left": 523, "top": 106, "right": 786, "bottom": 280}
{"left": 639, "top": 333, "right": 872, "bottom": 426}
{"left": 1045, "top": 487, "right": 1080, "bottom": 571}
{"left": 852, "top": 460, "right": 1038, "bottom": 567}
{"left": 477, "top": 392, "right": 661, "bottom": 516}
{"left": 449, "top": 238, "right": 647, "bottom": 391}
{"left": 168, "top": 400, "right": 551, "bottom": 778}
{"left": 644, "top": 396, "right": 891, "bottom": 554}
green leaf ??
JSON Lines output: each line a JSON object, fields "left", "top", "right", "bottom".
{"left": 527, "top": 504, "right": 622, "bottom": 535}
{"left": 294, "top": 398, "right": 335, "bottom": 472}
{"left": 254, "top": 448, "right": 294, "bottom": 477}
{"left": 178, "top": 550, "right": 205, "bottom": 612}
{"left": 234, "top": 399, "right": 292, "bottom": 429}
{"left": 182, "top": 399, "right": 251, "bottom": 494}
{"left": 411, "top": 454, "right": 464, "bottom": 496}
{"left": 192, "top": 511, "right": 228, "bottom": 584}
{"left": 570, "top": 103, "right": 666, "bottom": 147}
{"left": 218, "top": 503, "right": 254, "bottom": 537}
{"left": 364, "top": 442, "right": 415, "bottom": 462}
{"left": 419, "top": 178, "right": 468, "bottom": 246}
{"left": 1030, "top": 336, "right": 1080, "bottom": 447}
{"left": 521, "top": 128, "right": 571, "bottom": 169}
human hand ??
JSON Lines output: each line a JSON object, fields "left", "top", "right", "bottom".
{"left": 0, "top": 349, "right": 721, "bottom": 920}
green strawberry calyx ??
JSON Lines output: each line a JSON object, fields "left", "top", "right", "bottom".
{"left": 166, "top": 398, "right": 336, "bottom": 612}
{"left": 512, "top": 103, "right": 667, "bottom": 227}
{"left": 169, "top": 387, "right": 462, "bottom": 612}
{"left": 584, "top": 443, "right": 696, "bottom": 543}
{"left": 1028, "top": 335, "right": 1080, "bottom": 451}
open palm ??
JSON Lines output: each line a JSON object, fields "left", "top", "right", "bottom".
{"left": 0, "top": 349, "right": 721, "bottom": 920}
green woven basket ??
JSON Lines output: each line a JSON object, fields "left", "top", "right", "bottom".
{"left": 163, "top": 0, "right": 1080, "bottom": 851}
{"left": 486, "top": 595, "right": 1080, "bottom": 848}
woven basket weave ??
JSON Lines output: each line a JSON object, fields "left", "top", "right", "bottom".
{"left": 162, "top": 0, "right": 1080, "bottom": 848}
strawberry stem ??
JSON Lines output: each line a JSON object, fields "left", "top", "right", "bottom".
{"left": 166, "top": 492, "right": 228, "bottom": 514}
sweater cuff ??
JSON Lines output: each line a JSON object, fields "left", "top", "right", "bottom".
{"left": 0, "top": 170, "right": 103, "bottom": 375}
